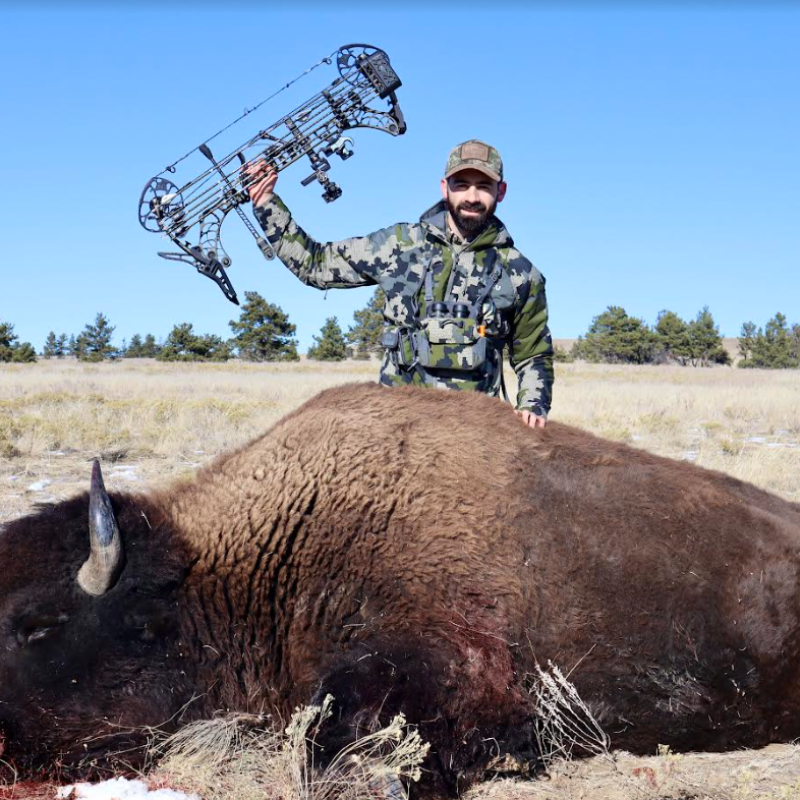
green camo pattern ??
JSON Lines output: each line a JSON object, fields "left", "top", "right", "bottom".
{"left": 253, "top": 196, "right": 554, "bottom": 415}
{"left": 423, "top": 318, "right": 479, "bottom": 345}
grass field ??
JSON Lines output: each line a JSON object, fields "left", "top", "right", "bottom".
{"left": 1, "top": 358, "right": 799, "bottom": 798}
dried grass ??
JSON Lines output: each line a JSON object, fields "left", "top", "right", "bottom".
{"left": 528, "top": 661, "right": 610, "bottom": 768}
{"left": 150, "top": 696, "right": 428, "bottom": 800}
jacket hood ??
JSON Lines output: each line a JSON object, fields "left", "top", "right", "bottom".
{"left": 419, "top": 200, "right": 513, "bottom": 250}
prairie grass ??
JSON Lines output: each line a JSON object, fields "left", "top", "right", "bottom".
{"left": 552, "top": 362, "right": 800, "bottom": 502}
{"left": 0, "top": 358, "right": 375, "bottom": 460}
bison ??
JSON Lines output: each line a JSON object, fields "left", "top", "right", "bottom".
{"left": 1, "top": 383, "right": 799, "bottom": 793}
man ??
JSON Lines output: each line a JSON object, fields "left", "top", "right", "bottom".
{"left": 246, "top": 140, "right": 553, "bottom": 427}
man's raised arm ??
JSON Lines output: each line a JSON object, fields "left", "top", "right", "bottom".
{"left": 245, "top": 163, "right": 393, "bottom": 290}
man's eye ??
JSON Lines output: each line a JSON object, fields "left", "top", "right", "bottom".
{"left": 15, "top": 614, "right": 69, "bottom": 646}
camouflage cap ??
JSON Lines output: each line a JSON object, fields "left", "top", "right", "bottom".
{"left": 444, "top": 140, "right": 504, "bottom": 183}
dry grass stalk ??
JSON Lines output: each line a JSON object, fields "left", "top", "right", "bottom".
{"left": 153, "top": 696, "right": 429, "bottom": 800}
{"left": 528, "top": 661, "right": 611, "bottom": 770}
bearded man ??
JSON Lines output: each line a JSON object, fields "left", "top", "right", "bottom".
{"left": 247, "top": 140, "right": 553, "bottom": 427}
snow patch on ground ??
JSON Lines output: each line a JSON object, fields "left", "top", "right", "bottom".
{"left": 111, "top": 465, "right": 141, "bottom": 482}
{"left": 746, "top": 436, "right": 798, "bottom": 449}
{"left": 57, "top": 777, "right": 199, "bottom": 800}
{"left": 26, "top": 479, "right": 52, "bottom": 492}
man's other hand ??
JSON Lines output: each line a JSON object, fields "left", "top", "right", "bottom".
{"left": 516, "top": 409, "right": 547, "bottom": 429}
{"left": 243, "top": 161, "right": 278, "bottom": 209}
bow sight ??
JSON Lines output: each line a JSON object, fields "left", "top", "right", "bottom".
{"left": 138, "top": 44, "right": 406, "bottom": 304}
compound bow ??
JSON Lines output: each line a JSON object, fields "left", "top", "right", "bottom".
{"left": 138, "top": 44, "right": 406, "bottom": 304}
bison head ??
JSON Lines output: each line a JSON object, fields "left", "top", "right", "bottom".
{"left": 0, "top": 461, "right": 193, "bottom": 779}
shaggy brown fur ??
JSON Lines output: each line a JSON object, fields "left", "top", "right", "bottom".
{"left": 1, "top": 384, "right": 799, "bottom": 794}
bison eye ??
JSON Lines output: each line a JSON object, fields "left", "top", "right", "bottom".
{"left": 15, "top": 613, "right": 69, "bottom": 647}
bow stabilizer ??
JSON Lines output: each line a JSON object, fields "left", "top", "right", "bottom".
{"left": 138, "top": 44, "right": 406, "bottom": 304}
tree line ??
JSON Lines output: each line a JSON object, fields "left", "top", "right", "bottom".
{"left": 2, "top": 293, "right": 797, "bottom": 368}
{"left": 558, "top": 306, "right": 799, "bottom": 369}
{"left": 0, "top": 289, "right": 386, "bottom": 364}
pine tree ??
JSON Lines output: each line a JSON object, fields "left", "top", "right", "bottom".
{"left": 745, "top": 313, "right": 800, "bottom": 369}
{"left": 307, "top": 317, "right": 348, "bottom": 361}
{"left": 158, "top": 323, "right": 200, "bottom": 361}
{"left": 686, "top": 307, "right": 730, "bottom": 367}
{"left": 79, "top": 313, "right": 116, "bottom": 362}
{"left": 141, "top": 334, "right": 160, "bottom": 358}
{"left": 654, "top": 311, "right": 691, "bottom": 364}
{"left": 763, "top": 313, "right": 796, "bottom": 368}
{"left": 0, "top": 320, "right": 36, "bottom": 363}
{"left": 42, "top": 331, "right": 58, "bottom": 359}
{"left": 229, "top": 291, "right": 299, "bottom": 361}
{"left": 346, "top": 288, "right": 386, "bottom": 360}
{"left": 157, "top": 324, "right": 231, "bottom": 362}
{"left": 68, "top": 334, "right": 79, "bottom": 358}
{"left": 12, "top": 342, "right": 37, "bottom": 363}
{"left": 125, "top": 334, "right": 144, "bottom": 358}
{"left": 56, "top": 333, "right": 68, "bottom": 358}
{"left": 193, "top": 333, "right": 232, "bottom": 362}
{"left": 572, "top": 306, "right": 657, "bottom": 364}
{"left": 738, "top": 321, "right": 757, "bottom": 364}
{"left": 0, "top": 320, "right": 19, "bottom": 362}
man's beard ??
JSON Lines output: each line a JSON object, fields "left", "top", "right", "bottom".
{"left": 447, "top": 196, "right": 496, "bottom": 235}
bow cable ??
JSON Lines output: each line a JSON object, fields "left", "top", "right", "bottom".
{"left": 155, "top": 48, "right": 339, "bottom": 179}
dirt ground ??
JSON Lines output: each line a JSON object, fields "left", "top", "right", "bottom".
{"left": 469, "top": 745, "right": 800, "bottom": 800}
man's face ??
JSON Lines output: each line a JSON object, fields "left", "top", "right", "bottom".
{"left": 440, "top": 168, "right": 507, "bottom": 234}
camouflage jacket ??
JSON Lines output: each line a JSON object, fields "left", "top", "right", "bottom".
{"left": 253, "top": 196, "right": 554, "bottom": 415}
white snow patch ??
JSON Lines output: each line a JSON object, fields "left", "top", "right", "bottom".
{"left": 26, "top": 479, "right": 52, "bottom": 492}
{"left": 7, "top": 475, "right": 18, "bottom": 482}
{"left": 112, "top": 465, "right": 140, "bottom": 482}
{"left": 57, "top": 776, "right": 199, "bottom": 800}
{"left": 745, "top": 436, "right": 798, "bottom": 449}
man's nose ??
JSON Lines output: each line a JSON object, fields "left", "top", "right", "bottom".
{"left": 465, "top": 186, "right": 481, "bottom": 202}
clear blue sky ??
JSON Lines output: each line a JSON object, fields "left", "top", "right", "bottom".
{"left": 1, "top": 3, "right": 798, "bottom": 351}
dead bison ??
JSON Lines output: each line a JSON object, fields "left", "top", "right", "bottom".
{"left": 1, "top": 383, "right": 799, "bottom": 793}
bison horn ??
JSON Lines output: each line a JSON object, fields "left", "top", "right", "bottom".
{"left": 77, "top": 460, "right": 124, "bottom": 596}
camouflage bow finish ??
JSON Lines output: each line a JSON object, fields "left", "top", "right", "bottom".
{"left": 138, "top": 45, "right": 406, "bottom": 304}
